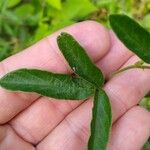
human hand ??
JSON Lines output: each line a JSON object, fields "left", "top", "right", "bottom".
{"left": 0, "top": 21, "right": 150, "bottom": 150}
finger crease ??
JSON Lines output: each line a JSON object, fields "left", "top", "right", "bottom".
{"left": 64, "top": 116, "right": 88, "bottom": 144}
{"left": 106, "top": 86, "right": 129, "bottom": 119}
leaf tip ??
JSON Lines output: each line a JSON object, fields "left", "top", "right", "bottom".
{"left": 57, "top": 32, "right": 71, "bottom": 45}
{"left": 57, "top": 32, "right": 70, "bottom": 38}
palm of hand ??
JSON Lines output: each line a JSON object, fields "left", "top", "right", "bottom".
{"left": 0, "top": 21, "right": 150, "bottom": 150}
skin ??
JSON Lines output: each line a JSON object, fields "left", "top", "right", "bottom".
{"left": 0, "top": 21, "right": 150, "bottom": 150}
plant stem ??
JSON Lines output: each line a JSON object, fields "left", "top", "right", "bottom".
{"left": 112, "top": 65, "right": 150, "bottom": 76}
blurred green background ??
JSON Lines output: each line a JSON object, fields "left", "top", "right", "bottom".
{"left": 0, "top": 0, "right": 150, "bottom": 148}
{"left": 0, "top": 0, "right": 150, "bottom": 60}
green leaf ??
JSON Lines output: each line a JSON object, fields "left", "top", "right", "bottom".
{"left": 55, "top": 0, "right": 97, "bottom": 20}
{"left": 0, "top": 47, "right": 10, "bottom": 60}
{"left": 57, "top": 32, "right": 104, "bottom": 87}
{"left": 88, "top": 89, "right": 112, "bottom": 150}
{"left": 32, "top": 23, "right": 50, "bottom": 42}
{"left": 109, "top": 14, "right": 150, "bottom": 63}
{"left": 14, "top": 4, "right": 34, "bottom": 18}
{"left": 46, "top": 0, "right": 97, "bottom": 33}
{"left": 0, "top": 0, "right": 8, "bottom": 12}
{"left": 3, "top": 23, "right": 14, "bottom": 36}
{"left": 46, "top": 0, "right": 62, "bottom": 10}
{"left": 0, "top": 69, "right": 95, "bottom": 100}
{"left": 4, "top": 11, "right": 22, "bottom": 25}
{"left": 0, "top": 39, "right": 11, "bottom": 61}
{"left": 8, "top": 0, "right": 21, "bottom": 8}
{"left": 65, "top": 0, "right": 97, "bottom": 19}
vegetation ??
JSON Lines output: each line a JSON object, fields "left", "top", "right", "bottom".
{"left": 0, "top": 0, "right": 150, "bottom": 60}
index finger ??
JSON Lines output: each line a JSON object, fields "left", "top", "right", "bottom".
{"left": 0, "top": 21, "right": 110, "bottom": 124}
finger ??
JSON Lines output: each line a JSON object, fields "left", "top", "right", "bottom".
{"left": 108, "top": 106, "right": 150, "bottom": 150}
{"left": 10, "top": 31, "right": 133, "bottom": 144}
{"left": 0, "top": 125, "right": 34, "bottom": 150}
{"left": 11, "top": 97, "right": 83, "bottom": 144}
{"left": 105, "top": 55, "right": 150, "bottom": 122}
{"left": 96, "top": 30, "right": 133, "bottom": 79}
{"left": 36, "top": 99, "right": 92, "bottom": 150}
{"left": 0, "top": 21, "right": 110, "bottom": 124}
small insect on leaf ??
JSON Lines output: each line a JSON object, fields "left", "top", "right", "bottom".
{"left": 109, "top": 14, "right": 150, "bottom": 63}
{"left": 57, "top": 32, "right": 104, "bottom": 88}
{"left": 0, "top": 69, "right": 95, "bottom": 100}
{"left": 88, "top": 89, "right": 112, "bottom": 150}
